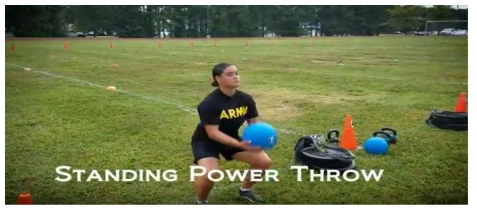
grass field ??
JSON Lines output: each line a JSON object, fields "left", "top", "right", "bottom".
{"left": 5, "top": 36, "right": 468, "bottom": 204}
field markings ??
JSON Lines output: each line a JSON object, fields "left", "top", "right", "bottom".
{"left": 5, "top": 63, "right": 305, "bottom": 136}
{"left": 5, "top": 63, "right": 197, "bottom": 113}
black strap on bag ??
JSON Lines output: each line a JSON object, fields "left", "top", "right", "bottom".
{"left": 426, "top": 109, "right": 468, "bottom": 131}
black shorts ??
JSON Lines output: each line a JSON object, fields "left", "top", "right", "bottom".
{"left": 192, "top": 139, "right": 245, "bottom": 164}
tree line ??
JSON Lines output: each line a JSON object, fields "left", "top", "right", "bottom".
{"left": 5, "top": 5, "right": 468, "bottom": 38}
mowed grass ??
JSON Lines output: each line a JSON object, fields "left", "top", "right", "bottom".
{"left": 5, "top": 36, "right": 468, "bottom": 204}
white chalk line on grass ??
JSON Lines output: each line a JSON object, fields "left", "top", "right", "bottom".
{"left": 5, "top": 63, "right": 304, "bottom": 136}
{"left": 5, "top": 63, "right": 197, "bottom": 114}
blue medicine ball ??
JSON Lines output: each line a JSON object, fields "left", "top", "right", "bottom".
{"left": 363, "top": 137, "right": 389, "bottom": 154}
{"left": 242, "top": 122, "right": 278, "bottom": 149}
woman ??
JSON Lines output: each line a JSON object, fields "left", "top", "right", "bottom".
{"left": 191, "top": 63, "right": 272, "bottom": 204}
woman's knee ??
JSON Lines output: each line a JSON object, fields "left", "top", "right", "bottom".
{"left": 252, "top": 155, "right": 272, "bottom": 169}
{"left": 234, "top": 151, "right": 273, "bottom": 169}
{"left": 197, "top": 157, "right": 221, "bottom": 179}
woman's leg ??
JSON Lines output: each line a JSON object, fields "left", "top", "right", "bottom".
{"left": 194, "top": 157, "right": 220, "bottom": 203}
{"left": 232, "top": 151, "right": 272, "bottom": 189}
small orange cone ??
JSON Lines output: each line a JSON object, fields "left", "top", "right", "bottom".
{"left": 339, "top": 115, "right": 358, "bottom": 150}
{"left": 213, "top": 41, "right": 217, "bottom": 48}
{"left": 158, "top": 42, "right": 162, "bottom": 48}
{"left": 312, "top": 40, "right": 316, "bottom": 45}
{"left": 109, "top": 42, "right": 113, "bottom": 49}
{"left": 18, "top": 192, "right": 33, "bottom": 204}
{"left": 271, "top": 41, "right": 275, "bottom": 46}
{"left": 63, "top": 42, "right": 68, "bottom": 50}
{"left": 454, "top": 92, "right": 467, "bottom": 112}
{"left": 10, "top": 44, "right": 16, "bottom": 50}
{"left": 245, "top": 41, "right": 248, "bottom": 47}
{"left": 190, "top": 42, "right": 194, "bottom": 48}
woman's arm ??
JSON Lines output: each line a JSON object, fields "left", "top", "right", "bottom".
{"left": 204, "top": 125, "right": 260, "bottom": 151}
{"left": 245, "top": 94, "right": 259, "bottom": 125}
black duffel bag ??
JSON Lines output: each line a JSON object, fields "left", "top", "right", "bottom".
{"left": 293, "top": 134, "right": 356, "bottom": 173}
{"left": 425, "top": 109, "right": 468, "bottom": 131}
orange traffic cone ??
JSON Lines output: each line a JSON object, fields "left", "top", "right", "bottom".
{"left": 454, "top": 92, "right": 467, "bottom": 112}
{"left": 213, "top": 41, "right": 217, "bottom": 48}
{"left": 339, "top": 115, "right": 358, "bottom": 150}
{"left": 63, "top": 42, "right": 68, "bottom": 50}
{"left": 158, "top": 42, "right": 162, "bottom": 48}
{"left": 18, "top": 192, "right": 33, "bottom": 204}
{"left": 190, "top": 42, "right": 194, "bottom": 48}
{"left": 245, "top": 41, "right": 248, "bottom": 47}
{"left": 10, "top": 44, "right": 16, "bottom": 50}
{"left": 109, "top": 42, "right": 113, "bottom": 49}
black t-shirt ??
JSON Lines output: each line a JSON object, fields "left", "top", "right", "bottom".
{"left": 191, "top": 89, "right": 259, "bottom": 142}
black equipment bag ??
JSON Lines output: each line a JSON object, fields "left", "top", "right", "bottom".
{"left": 426, "top": 109, "right": 467, "bottom": 131}
{"left": 293, "top": 134, "right": 356, "bottom": 173}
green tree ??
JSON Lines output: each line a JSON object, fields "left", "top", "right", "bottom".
{"left": 6, "top": 5, "right": 67, "bottom": 37}
{"left": 386, "top": 5, "right": 426, "bottom": 34}
{"left": 5, "top": 5, "right": 468, "bottom": 38}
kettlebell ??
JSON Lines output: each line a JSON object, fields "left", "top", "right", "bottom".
{"left": 380, "top": 127, "right": 397, "bottom": 144}
{"left": 372, "top": 131, "right": 392, "bottom": 143}
{"left": 326, "top": 130, "right": 340, "bottom": 144}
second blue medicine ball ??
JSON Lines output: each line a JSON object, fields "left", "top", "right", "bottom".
{"left": 363, "top": 137, "right": 389, "bottom": 154}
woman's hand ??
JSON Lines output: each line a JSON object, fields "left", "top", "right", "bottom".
{"left": 237, "top": 140, "right": 262, "bottom": 152}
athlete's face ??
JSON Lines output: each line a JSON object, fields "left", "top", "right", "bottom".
{"left": 217, "top": 65, "right": 240, "bottom": 88}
